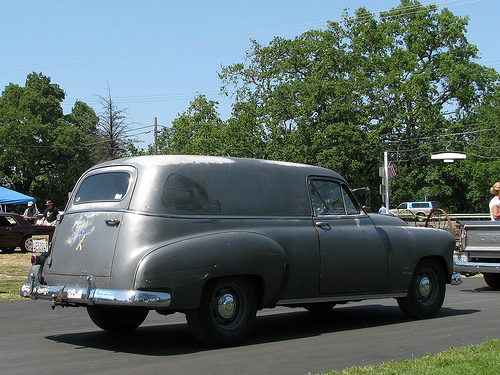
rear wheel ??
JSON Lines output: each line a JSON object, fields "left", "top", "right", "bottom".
{"left": 397, "top": 259, "right": 445, "bottom": 319}
{"left": 186, "top": 277, "right": 257, "bottom": 346}
{"left": 483, "top": 273, "right": 500, "bottom": 290}
{"left": 87, "top": 306, "right": 149, "bottom": 333}
{"left": 21, "top": 235, "right": 33, "bottom": 253}
{"left": 415, "top": 211, "right": 427, "bottom": 222}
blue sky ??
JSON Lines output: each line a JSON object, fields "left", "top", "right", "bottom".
{"left": 0, "top": 0, "right": 498, "bottom": 150}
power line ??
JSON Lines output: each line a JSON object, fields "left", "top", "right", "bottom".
{"left": 0, "top": 0, "right": 486, "bottom": 76}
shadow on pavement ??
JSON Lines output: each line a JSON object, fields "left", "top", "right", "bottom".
{"left": 45, "top": 303, "right": 478, "bottom": 355}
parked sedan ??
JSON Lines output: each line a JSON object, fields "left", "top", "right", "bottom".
{"left": 0, "top": 213, "right": 54, "bottom": 253}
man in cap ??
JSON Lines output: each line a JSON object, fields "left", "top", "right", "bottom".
{"left": 23, "top": 201, "right": 39, "bottom": 224}
{"left": 41, "top": 200, "right": 59, "bottom": 226}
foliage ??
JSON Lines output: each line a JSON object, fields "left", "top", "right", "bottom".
{"left": 0, "top": 73, "right": 98, "bottom": 208}
{"left": 460, "top": 88, "right": 500, "bottom": 212}
{"left": 157, "top": 95, "right": 226, "bottom": 155}
{"left": 160, "top": 1, "right": 499, "bottom": 212}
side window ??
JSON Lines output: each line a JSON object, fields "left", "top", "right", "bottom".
{"left": 344, "top": 194, "right": 359, "bottom": 215}
{"left": 75, "top": 172, "right": 131, "bottom": 204}
{"left": 0, "top": 216, "right": 16, "bottom": 226}
{"left": 398, "top": 203, "right": 407, "bottom": 209}
{"left": 310, "top": 179, "right": 360, "bottom": 216}
{"left": 412, "top": 203, "right": 428, "bottom": 208}
{"left": 161, "top": 173, "right": 221, "bottom": 214}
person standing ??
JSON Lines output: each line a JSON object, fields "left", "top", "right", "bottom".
{"left": 23, "top": 201, "right": 39, "bottom": 224}
{"left": 41, "top": 200, "right": 59, "bottom": 226}
{"left": 489, "top": 182, "right": 500, "bottom": 221}
{"left": 378, "top": 204, "right": 387, "bottom": 214}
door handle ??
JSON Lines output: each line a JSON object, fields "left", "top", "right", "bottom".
{"left": 315, "top": 221, "right": 330, "bottom": 229}
{"left": 105, "top": 219, "right": 120, "bottom": 226}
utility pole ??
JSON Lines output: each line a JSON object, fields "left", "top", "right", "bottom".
{"left": 154, "top": 117, "right": 158, "bottom": 155}
{"left": 384, "top": 151, "right": 390, "bottom": 209}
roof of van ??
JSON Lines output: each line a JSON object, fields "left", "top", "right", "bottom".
{"left": 93, "top": 155, "right": 344, "bottom": 179}
{"left": 400, "top": 201, "right": 438, "bottom": 204}
{"left": 88, "top": 155, "right": 346, "bottom": 217}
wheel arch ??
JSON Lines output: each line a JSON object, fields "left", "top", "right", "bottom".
{"left": 401, "top": 227, "right": 456, "bottom": 285}
{"left": 134, "top": 231, "right": 289, "bottom": 310}
{"left": 416, "top": 255, "right": 451, "bottom": 284}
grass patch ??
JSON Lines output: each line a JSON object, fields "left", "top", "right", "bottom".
{"left": 322, "top": 340, "right": 500, "bottom": 374}
{"left": 0, "top": 252, "right": 31, "bottom": 301}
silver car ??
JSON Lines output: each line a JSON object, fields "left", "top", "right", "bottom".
{"left": 22, "top": 156, "right": 460, "bottom": 346}
{"left": 390, "top": 201, "right": 440, "bottom": 220}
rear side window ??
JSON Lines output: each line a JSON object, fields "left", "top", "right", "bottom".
{"left": 161, "top": 173, "right": 221, "bottom": 214}
{"left": 412, "top": 203, "right": 430, "bottom": 208}
{"left": 74, "top": 172, "right": 131, "bottom": 204}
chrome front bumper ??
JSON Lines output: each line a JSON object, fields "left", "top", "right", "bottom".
{"left": 454, "top": 262, "right": 500, "bottom": 274}
{"left": 20, "top": 274, "right": 171, "bottom": 309}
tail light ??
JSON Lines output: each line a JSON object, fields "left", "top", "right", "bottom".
{"left": 31, "top": 253, "right": 47, "bottom": 265}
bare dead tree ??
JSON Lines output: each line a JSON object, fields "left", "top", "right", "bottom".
{"left": 95, "top": 83, "right": 130, "bottom": 162}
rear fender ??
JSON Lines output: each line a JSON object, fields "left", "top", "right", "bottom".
{"left": 134, "top": 231, "right": 288, "bottom": 310}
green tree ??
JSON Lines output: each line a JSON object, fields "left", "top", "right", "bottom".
{"left": 353, "top": 1, "right": 498, "bottom": 211}
{"left": 0, "top": 72, "right": 97, "bottom": 208}
{"left": 220, "top": 100, "right": 266, "bottom": 158}
{"left": 158, "top": 95, "right": 225, "bottom": 155}
{"left": 217, "top": 0, "right": 498, "bottom": 211}
{"left": 457, "top": 87, "right": 500, "bottom": 212}
{"left": 219, "top": 30, "right": 372, "bottom": 186}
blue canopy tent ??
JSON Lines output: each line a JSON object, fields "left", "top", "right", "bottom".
{"left": 0, "top": 187, "right": 35, "bottom": 211}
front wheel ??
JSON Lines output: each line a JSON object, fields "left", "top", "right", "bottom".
{"left": 397, "top": 259, "right": 445, "bottom": 319}
{"left": 186, "top": 277, "right": 257, "bottom": 346}
{"left": 87, "top": 306, "right": 149, "bottom": 333}
{"left": 483, "top": 273, "right": 500, "bottom": 290}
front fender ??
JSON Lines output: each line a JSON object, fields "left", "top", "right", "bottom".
{"left": 134, "top": 231, "right": 288, "bottom": 309}
{"left": 384, "top": 225, "right": 455, "bottom": 288}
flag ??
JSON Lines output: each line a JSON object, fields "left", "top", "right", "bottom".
{"left": 388, "top": 161, "right": 397, "bottom": 179}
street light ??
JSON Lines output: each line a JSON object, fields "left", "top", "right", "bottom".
{"left": 431, "top": 152, "right": 467, "bottom": 163}
{"left": 381, "top": 151, "right": 467, "bottom": 210}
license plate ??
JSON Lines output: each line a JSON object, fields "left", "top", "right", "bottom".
{"left": 453, "top": 252, "right": 468, "bottom": 263}
{"left": 32, "top": 235, "right": 49, "bottom": 252}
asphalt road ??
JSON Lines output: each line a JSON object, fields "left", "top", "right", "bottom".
{"left": 1, "top": 276, "right": 498, "bottom": 375}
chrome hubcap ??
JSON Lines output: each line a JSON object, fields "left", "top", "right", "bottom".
{"left": 217, "top": 293, "right": 236, "bottom": 319}
{"left": 419, "top": 276, "right": 431, "bottom": 298}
